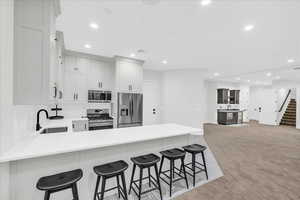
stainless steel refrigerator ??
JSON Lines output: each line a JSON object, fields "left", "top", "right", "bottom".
{"left": 117, "top": 93, "right": 143, "bottom": 128}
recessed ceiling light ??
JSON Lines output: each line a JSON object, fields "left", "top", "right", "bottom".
{"left": 266, "top": 72, "right": 272, "bottom": 77}
{"left": 201, "top": 0, "right": 212, "bottom": 6}
{"left": 89, "top": 22, "right": 99, "bottom": 30}
{"left": 288, "top": 59, "right": 295, "bottom": 63}
{"left": 214, "top": 72, "right": 220, "bottom": 77}
{"left": 162, "top": 60, "right": 168, "bottom": 64}
{"left": 243, "top": 24, "right": 255, "bottom": 32}
{"left": 247, "top": 80, "right": 251, "bottom": 83}
{"left": 130, "top": 53, "right": 136, "bottom": 58}
{"left": 84, "top": 44, "right": 92, "bottom": 49}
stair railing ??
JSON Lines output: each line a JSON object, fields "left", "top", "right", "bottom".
{"left": 278, "top": 89, "right": 291, "bottom": 112}
{"left": 276, "top": 89, "right": 292, "bottom": 125}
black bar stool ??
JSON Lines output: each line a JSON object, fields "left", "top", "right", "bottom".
{"left": 93, "top": 160, "right": 129, "bottom": 200}
{"left": 129, "top": 153, "right": 163, "bottom": 200}
{"left": 36, "top": 169, "right": 83, "bottom": 200}
{"left": 182, "top": 144, "right": 208, "bottom": 187}
{"left": 159, "top": 148, "right": 189, "bottom": 197}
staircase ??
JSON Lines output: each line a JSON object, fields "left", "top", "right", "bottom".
{"left": 280, "top": 99, "right": 296, "bottom": 126}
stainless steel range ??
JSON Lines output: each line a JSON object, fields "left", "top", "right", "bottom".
{"left": 87, "top": 109, "right": 113, "bottom": 130}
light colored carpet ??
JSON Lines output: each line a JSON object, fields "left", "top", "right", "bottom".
{"left": 176, "top": 122, "right": 300, "bottom": 200}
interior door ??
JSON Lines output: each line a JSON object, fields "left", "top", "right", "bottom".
{"left": 259, "top": 88, "right": 277, "bottom": 125}
{"left": 118, "top": 93, "right": 132, "bottom": 125}
{"left": 131, "top": 93, "right": 143, "bottom": 124}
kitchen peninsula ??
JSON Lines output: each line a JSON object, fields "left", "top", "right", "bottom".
{"left": 0, "top": 124, "right": 223, "bottom": 200}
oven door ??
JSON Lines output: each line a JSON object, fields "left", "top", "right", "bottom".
{"left": 89, "top": 125, "right": 113, "bottom": 131}
{"left": 88, "top": 121, "right": 113, "bottom": 131}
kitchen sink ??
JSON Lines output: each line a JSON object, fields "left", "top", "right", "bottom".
{"left": 40, "top": 127, "right": 68, "bottom": 134}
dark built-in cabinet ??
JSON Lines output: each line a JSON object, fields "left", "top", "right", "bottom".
{"left": 217, "top": 89, "right": 240, "bottom": 104}
{"left": 217, "top": 89, "right": 229, "bottom": 104}
{"left": 229, "top": 90, "right": 240, "bottom": 104}
{"left": 218, "top": 110, "right": 243, "bottom": 125}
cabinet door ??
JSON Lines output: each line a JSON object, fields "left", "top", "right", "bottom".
{"left": 14, "top": 26, "right": 45, "bottom": 105}
{"left": 87, "top": 59, "right": 100, "bottom": 90}
{"left": 118, "top": 60, "right": 134, "bottom": 92}
{"left": 13, "top": 0, "right": 49, "bottom": 105}
{"left": 132, "top": 62, "right": 143, "bottom": 93}
{"left": 87, "top": 59, "right": 114, "bottom": 91}
{"left": 118, "top": 60, "right": 143, "bottom": 93}
{"left": 75, "top": 73, "right": 87, "bottom": 103}
{"left": 98, "top": 61, "right": 114, "bottom": 90}
{"left": 72, "top": 120, "right": 88, "bottom": 132}
{"left": 217, "top": 89, "right": 229, "bottom": 104}
{"left": 63, "top": 70, "right": 77, "bottom": 103}
{"left": 63, "top": 71, "right": 87, "bottom": 104}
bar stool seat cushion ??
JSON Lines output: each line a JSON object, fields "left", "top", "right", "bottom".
{"left": 160, "top": 148, "right": 185, "bottom": 159}
{"left": 36, "top": 169, "right": 83, "bottom": 191}
{"left": 131, "top": 153, "right": 160, "bottom": 166}
{"left": 182, "top": 144, "right": 207, "bottom": 153}
{"left": 94, "top": 160, "right": 128, "bottom": 177}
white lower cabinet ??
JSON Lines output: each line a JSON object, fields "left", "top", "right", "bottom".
{"left": 72, "top": 120, "right": 89, "bottom": 132}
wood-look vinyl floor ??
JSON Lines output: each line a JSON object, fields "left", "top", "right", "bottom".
{"left": 176, "top": 122, "right": 300, "bottom": 200}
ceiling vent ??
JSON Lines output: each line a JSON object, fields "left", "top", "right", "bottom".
{"left": 141, "top": 0, "right": 161, "bottom": 5}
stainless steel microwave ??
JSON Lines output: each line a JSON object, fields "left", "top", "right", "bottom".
{"left": 88, "top": 90, "right": 112, "bottom": 103}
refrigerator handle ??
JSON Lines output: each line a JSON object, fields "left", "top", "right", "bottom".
{"left": 131, "top": 99, "right": 133, "bottom": 119}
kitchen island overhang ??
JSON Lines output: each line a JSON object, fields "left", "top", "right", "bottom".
{"left": 0, "top": 124, "right": 223, "bottom": 200}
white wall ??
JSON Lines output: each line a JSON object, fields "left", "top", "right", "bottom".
{"left": 161, "top": 69, "right": 206, "bottom": 130}
{"left": 204, "top": 81, "right": 250, "bottom": 124}
{"left": 143, "top": 70, "right": 162, "bottom": 125}
{"left": 0, "top": 0, "right": 14, "bottom": 199}
{"left": 249, "top": 80, "right": 300, "bottom": 128}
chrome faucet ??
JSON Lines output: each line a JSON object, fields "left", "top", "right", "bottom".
{"left": 36, "top": 109, "right": 49, "bottom": 131}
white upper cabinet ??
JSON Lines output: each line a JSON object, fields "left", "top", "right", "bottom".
{"left": 13, "top": 0, "right": 60, "bottom": 105}
{"left": 115, "top": 57, "right": 144, "bottom": 93}
{"left": 87, "top": 59, "right": 114, "bottom": 91}
{"left": 62, "top": 53, "right": 114, "bottom": 104}
{"left": 63, "top": 55, "right": 87, "bottom": 104}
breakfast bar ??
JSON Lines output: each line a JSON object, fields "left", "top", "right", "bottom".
{"left": 0, "top": 124, "right": 222, "bottom": 200}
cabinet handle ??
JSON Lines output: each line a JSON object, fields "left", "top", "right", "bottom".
{"left": 59, "top": 91, "right": 63, "bottom": 99}
{"left": 76, "top": 93, "right": 78, "bottom": 100}
{"left": 98, "top": 82, "right": 101, "bottom": 88}
{"left": 73, "top": 93, "right": 76, "bottom": 101}
{"left": 53, "top": 85, "right": 57, "bottom": 98}
{"left": 72, "top": 124, "right": 75, "bottom": 129}
{"left": 85, "top": 124, "right": 87, "bottom": 130}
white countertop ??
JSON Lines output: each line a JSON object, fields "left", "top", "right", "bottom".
{"left": 0, "top": 124, "right": 202, "bottom": 163}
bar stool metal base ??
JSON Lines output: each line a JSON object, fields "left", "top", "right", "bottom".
{"left": 159, "top": 149, "right": 189, "bottom": 197}
{"left": 94, "top": 173, "right": 128, "bottom": 200}
{"left": 182, "top": 144, "right": 208, "bottom": 187}
{"left": 129, "top": 154, "right": 163, "bottom": 200}
{"left": 93, "top": 160, "right": 129, "bottom": 200}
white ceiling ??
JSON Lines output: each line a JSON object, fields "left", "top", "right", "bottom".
{"left": 57, "top": 0, "right": 300, "bottom": 79}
